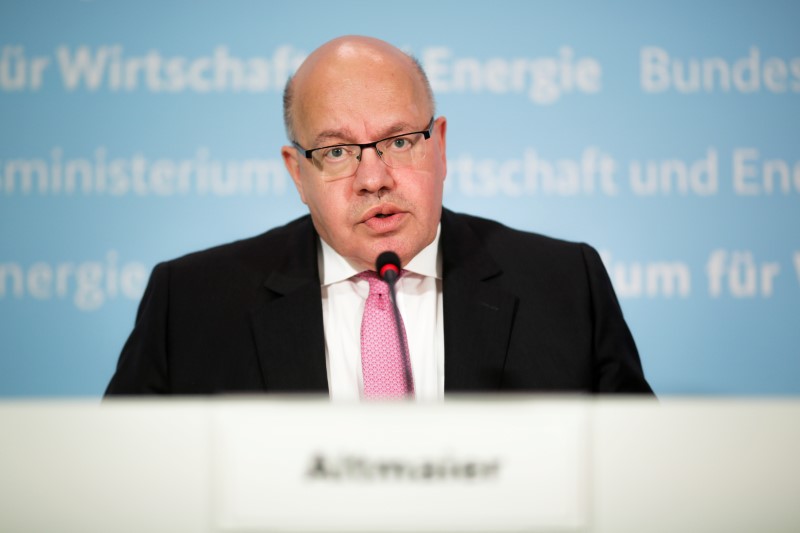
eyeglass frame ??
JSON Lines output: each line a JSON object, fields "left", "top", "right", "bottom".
{"left": 291, "top": 116, "right": 436, "bottom": 170}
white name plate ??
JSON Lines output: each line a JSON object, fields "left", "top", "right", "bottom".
{"left": 212, "top": 397, "right": 588, "bottom": 532}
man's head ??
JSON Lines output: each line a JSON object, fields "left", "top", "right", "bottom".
{"left": 281, "top": 35, "right": 447, "bottom": 272}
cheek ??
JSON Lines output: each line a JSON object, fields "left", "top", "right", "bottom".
{"left": 308, "top": 184, "right": 350, "bottom": 229}
{"left": 409, "top": 168, "right": 443, "bottom": 209}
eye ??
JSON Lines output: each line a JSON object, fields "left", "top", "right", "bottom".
{"left": 386, "top": 135, "right": 415, "bottom": 152}
{"left": 321, "top": 146, "right": 353, "bottom": 162}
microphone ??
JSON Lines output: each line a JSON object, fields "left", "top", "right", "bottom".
{"left": 376, "top": 251, "right": 401, "bottom": 284}
{"left": 375, "top": 251, "right": 413, "bottom": 396}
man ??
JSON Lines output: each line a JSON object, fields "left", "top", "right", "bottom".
{"left": 106, "top": 36, "right": 652, "bottom": 398}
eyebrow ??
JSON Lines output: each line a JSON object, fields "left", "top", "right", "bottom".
{"left": 311, "top": 121, "right": 418, "bottom": 148}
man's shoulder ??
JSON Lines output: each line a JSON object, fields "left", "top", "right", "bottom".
{"left": 442, "top": 210, "right": 610, "bottom": 304}
{"left": 444, "top": 209, "right": 589, "bottom": 257}
{"left": 158, "top": 214, "right": 316, "bottom": 277}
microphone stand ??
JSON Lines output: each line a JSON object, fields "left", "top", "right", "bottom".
{"left": 376, "top": 251, "right": 414, "bottom": 397}
{"left": 383, "top": 271, "right": 413, "bottom": 397}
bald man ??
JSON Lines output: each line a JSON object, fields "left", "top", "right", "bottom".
{"left": 106, "top": 36, "right": 652, "bottom": 397}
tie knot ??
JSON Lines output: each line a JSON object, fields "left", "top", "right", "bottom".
{"left": 358, "top": 270, "right": 389, "bottom": 296}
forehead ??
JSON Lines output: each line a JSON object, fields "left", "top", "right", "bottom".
{"left": 291, "top": 46, "right": 430, "bottom": 144}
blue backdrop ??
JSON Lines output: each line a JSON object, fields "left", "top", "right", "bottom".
{"left": 1, "top": 0, "right": 798, "bottom": 396}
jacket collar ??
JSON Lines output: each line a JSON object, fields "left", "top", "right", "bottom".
{"left": 250, "top": 216, "right": 329, "bottom": 393}
{"left": 441, "top": 209, "right": 518, "bottom": 392}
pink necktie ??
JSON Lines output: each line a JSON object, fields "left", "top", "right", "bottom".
{"left": 359, "top": 271, "right": 414, "bottom": 399}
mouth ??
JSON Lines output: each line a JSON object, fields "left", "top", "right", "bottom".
{"left": 360, "top": 204, "right": 406, "bottom": 232}
{"left": 361, "top": 204, "right": 401, "bottom": 221}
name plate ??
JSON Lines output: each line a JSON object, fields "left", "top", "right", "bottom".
{"left": 212, "top": 398, "right": 588, "bottom": 532}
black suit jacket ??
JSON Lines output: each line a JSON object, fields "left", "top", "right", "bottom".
{"left": 106, "top": 209, "right": 652, "bottom": 395}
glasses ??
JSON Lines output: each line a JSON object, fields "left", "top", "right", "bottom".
{"left": 292, "top": 117, "right": 435, "bottom": 181}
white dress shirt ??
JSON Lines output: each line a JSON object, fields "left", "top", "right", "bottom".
{"left": 319, "top": 226, "right": 444, "bottom": 401}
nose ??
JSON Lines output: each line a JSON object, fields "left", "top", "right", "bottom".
{"left": 352, "top": 145, "right": 395, "bottom": 195}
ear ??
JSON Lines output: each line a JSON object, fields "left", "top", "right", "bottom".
{"left": 281, "top": 145, "right": 308, "bottom": 204}
{"left": 434, "top": 116, "right": 448, "bottom": 180}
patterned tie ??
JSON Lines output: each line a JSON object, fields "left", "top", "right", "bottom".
{"left": 358, "top": 271, "right": 414, "bottom": 399}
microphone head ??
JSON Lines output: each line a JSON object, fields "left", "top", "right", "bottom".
{"left": 376, "top": 251, "right": 401, "bottom": 282}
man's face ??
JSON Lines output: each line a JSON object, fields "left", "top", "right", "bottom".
{"left": 282, "top": 43, "right": 447, "bottom": 272}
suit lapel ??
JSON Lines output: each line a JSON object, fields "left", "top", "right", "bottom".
{"left": 441, "top": 210, "right": 518, "bottom": 392}
{"left": 249, "top": 218, "right": 328, "bottom": 393}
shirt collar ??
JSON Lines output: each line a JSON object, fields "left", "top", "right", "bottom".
{"left": 319, "top": 223, "right": 442, "bottom": 286}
